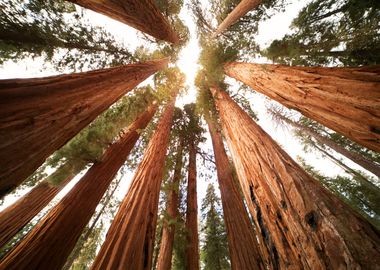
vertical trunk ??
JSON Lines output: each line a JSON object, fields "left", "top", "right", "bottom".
{"left": 211, "top": 86, "right": 380, "bottom": 269}
{"left": 68, "top": 0, "right": 179, "bottom": 43}
{"left": 0, "top": 105, "right": 157, "bottom": 270}
{"left": 185, "top": 142, "right": 199, "bottom": 270}
{"left": 156, "top": 140, "right": 184, "bottom": 270}
{"left": 0, "top": 58, "right": 168, "bottom": 197}
{"left": 91, "top": 98, "right": 176, "bottom": 270}
{"left": 206, "top": 115, "right": 266, "bottom": 270}
{"left": 214, "top": 0, "right": 262, "bottom": 36}
{"left": 224, "top": 62, "right": 380, "bottom": 152}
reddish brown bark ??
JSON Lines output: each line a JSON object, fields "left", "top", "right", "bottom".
{"left": 211, "top": 86, "right": 380, "bottom": 269}
{"left": 0, "top": 104, "right": 157, "bottom": 270}
{"left": 214, "top": 0, "right": 262, "bottom": 36}
{"left": 206, "top": 115, "right": 266, "bottom": 270}
{"left": 156, "top": 140, "right": 183, "bottom": 270}
{"left": 224, "top": 62, "right": 380, "bottom": 153}
{"left": 185, "top": 142, "right": 200, "bottom": 270}
{"left": 91, "top": 99, "right": 176, "bottom": 270}
{"left": 0, "top": 58, "right": 167, "bottom": 197}
{"left": 68, "top": 0, "right": 179, "bottom": 43}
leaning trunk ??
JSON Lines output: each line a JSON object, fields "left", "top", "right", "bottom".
{"left": 0, "top": 105, "right": 157, "bottom": 270}
{"left": 68, "top": 0, "right": 179, "bottom": 43}
{"left": 0, "top": 58, "right": 168, "bottom": 197}
{"left": 224, "top": 62, "right": 380, "bottom": 152}
{"left": 156, "top": 140, "right": 183, "bottom": 270}
{"left": 214, "top": 0, "right": 262, "bottom": 36}
{"left": 211, "top": 86, "right": 380, "bottom": 269}
{"left": 206, "top": 114, "right": 266, "bottom": 270}
{"left": 91, "top": 98, "right": 176, "bottom": 270}
{"left": 185, "top": 142, "right": 199, "bottom": 270}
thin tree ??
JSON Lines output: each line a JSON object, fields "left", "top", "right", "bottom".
{"left": 0, "top": 58, "right": 168, "bottom": 197}
{"left": 224, "top": 62, "right": 380, "bottom": 152}
{"left": 67, "top": 0, "right": 179, "bottom": 43}
{"left": 0, "top": 104, "right": 157, "bottom": 270}
{"left": 211, "top": 86, "right": 380, "bottom": 269}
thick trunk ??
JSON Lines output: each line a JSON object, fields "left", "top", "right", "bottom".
{"left": 0, "top": 105, "right": 157, "bottom": 270}
{"left": 185, "top": 142, "right": 199, "bottom": 270}
{"left": 211, "top": 86, "right": 380, "bottom": 269}
{"left": 0, "top": 163, "right": 77, "bottom": 248}
{"left": 0, "top": 58, "right": 167, "bottom": 197}
{"left": 206, "top": 115, "right": 266, "bottom": 270}
{"left": 68, "top": 0, "right": 179, "bottom": 43}
{"left": 214, "top": 0, "right": 262, "bottom": 36}
{"left": 156, "top": 141, "right": 183, "bottom": 270}
{"left": 224, "top": 62, "right": 380, "bottom": 152}
{"left": 91, "top": 99, "right": 176, "bottom": 270}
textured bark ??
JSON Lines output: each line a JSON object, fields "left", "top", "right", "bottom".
{"left": 68, "top": 0, "right": 179, "bottom": 43}
{"left": 0, "top": 58, "right": 167, "bottom": 197}
{"left": 185, "top": 142, "right": 200, "bottom": 270}
{"left": 156, "top": 141, "right": 183, "bottom": 270}
{"left": 211, "top": 86, "right": 380, "bottom": 269}
{"left": 0, "top": 105, "right": 157, "bottom": 270}
{"left": 91, "top": 99, "right": 176, "bottom": 270}
{"left": 214, "top": 0, "right": 262, "bottom": 36}
{"left": 0, "top": 164, "right": 75, "bottom": 248}
{"left": 225, "top": 62, "right": 380, "bottom": 152}
{"left": 206, "top": 115, "right": 266, "bottom": 270}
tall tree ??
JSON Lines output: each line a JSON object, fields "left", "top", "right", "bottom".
{"left": 211, "top": 86, "right": 380, "bottom": 269}
{"left": 0, "top": 104, "right": 157, "bottom": 270}
{"left": 67, "top": 0, "right": 179, "bottom": 43}
{"left": 0, "top": 58, "right": 167, "bottom": 197}
{"left": 225, "top": 62, "right": 380, "bottom": 152}
{"left": 91, "top": 98, "right": 177, "bottom": 270}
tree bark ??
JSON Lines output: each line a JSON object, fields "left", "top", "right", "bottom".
{"left": 156, "top": 140, "right": 183, "bottom": 270}
{"left": 67, "top": 0, "right": 179, "bottom": 44}
{"left": 91, "top": 98, "right": 176, "bottom": 270}
{"left": 224, "top": 62, "right": 380, "bottom": 153}
{"left": 206, "top": 115, "right": 267, "bottom": 270}
{"left": 211, "top": 86, "right": 380, "bottom": 269}
{"left": 0, "top": 104, "right": 157, "bottom": 270}
{"left": 185, "top": 142, "right": 200, "bottom": 270}
{"left": 0, "top": 58, "right": 167, "bottom": 197}
{"left": 214, "top": 0, "right": 262, "bottom": 36}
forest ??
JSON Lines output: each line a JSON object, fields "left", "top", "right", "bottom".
{"left": 0, "top": 0, "right": 379, "bottom": 269}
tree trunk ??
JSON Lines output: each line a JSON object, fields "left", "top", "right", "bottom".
{"left": 224, "top": 62, "right": 380, "bottom": 152}
{"left": 211, "top": 86, "right": 380, "bottom": 269}
{"left": 214, "top": 0, "right": 262, "bottom": 36}
{"left": 91, "top": 98, "right": 176, "bottom": 270}
{"left": 185, "top": 142, "right": 200, "bottom": 270}
{"left": 0, "top": 58, "right": 167, "bottom": 197}
{"left": 156, "top": 140, "right": 183, "bottom": 270}
{"left": 206, "top": 115, "right": 266, "bottom": 270}
{"left": 67, "top": 0, "right": 179, "bottom": 44}
{"left": 0, "top": 104, "right": 157, "bottom": 270}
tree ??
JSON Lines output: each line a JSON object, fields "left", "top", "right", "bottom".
{"left": 210, "top": 86, "right": 380, "bottom": 269}
{"left": 224, "top": 62, "right": 380, "bottom": 152}
{"left": 200, "top": 184, "right": 230, "bottom": 270}
{"left": 0, "top": 104, "right": 157, "bottom": 270}
{"left": 0, "top": 58, "right": 168, "bottom": 197}
{"left": 68, "top": 0, "right": 179, "bottom": 43}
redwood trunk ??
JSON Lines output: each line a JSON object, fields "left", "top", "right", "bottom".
{"left": 211, "top": 86, "right": 380, "bottom": 269}
{"left": 185, "top": 142, "right": 200, "bottom": 270}
{"left": 0, "top": 58, "right": 167, "bottom": 197}
{"left": 91, "top": 99, "right": 176, "bottom": 270}
{"left": 0, "top": 105, "right": 157, "bottom": 270}
{"left": 68, "top": 0, "right": 179, "bottom": 43}
{"left": 225, "top": 62, "right": 380, "bottom": 152}
{"left": 214, "top": 0, "right": 262, "bottom": 36}
{"left": 156, "top": 140, "right": 183, "bottom": 270}
{"left": 206, "top": 115, "right": 266, "bottom": 270}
